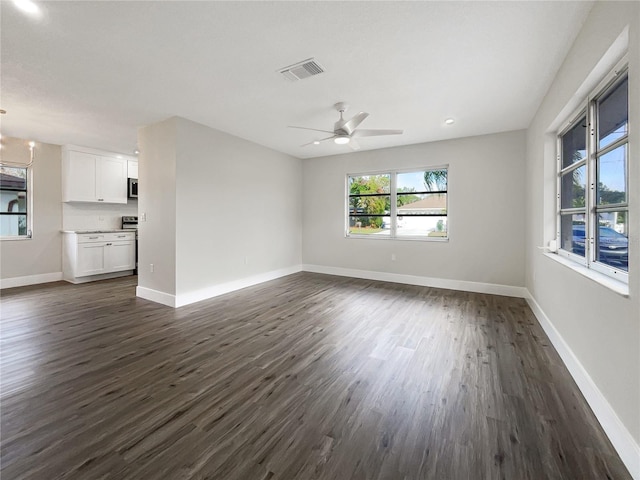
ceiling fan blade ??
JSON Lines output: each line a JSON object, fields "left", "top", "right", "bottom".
{"left": 341, "top": 112, "right": 369, "bottom": 134}
{"left": 352, "top": 129, "right": 403, "bottom": 137}
{"left": 288, "top": 126, "right": 336, "bottom": 135}
{"left": 348, "top": 139, "right": 361, "bottom": 151}
{"left": 300, "top": 136, "right": 335, "bottom": 147}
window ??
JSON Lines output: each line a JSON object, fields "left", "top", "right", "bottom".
{"left": 347, "top": 167, "right": 448, "bottom": 239}
{"left": 0, "top": 166, "right": 31, "bottom": 239}
{"left": 557, "top": 63, "right": 628, "bottom": 281}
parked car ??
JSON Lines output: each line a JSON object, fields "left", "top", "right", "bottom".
{"left": 572, "top": 225, "right": 628, "bottom": 268}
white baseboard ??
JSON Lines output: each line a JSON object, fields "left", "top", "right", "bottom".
{"left": 136, "top": 265, "right": 303, "bottom": 309}
{"left": 0, "top": 272, "right": 63, "bottom": 289}
{"left": 302, "top": 264, "right": 528, "bottom": 298}
{"left": 174, "top": 265, "right": 303, "bottom": 307}
{"left": 64, "top": 270, "right": 133, "bottom": 284}
{"left": 136, "top": 286, "right": 176, "bottom": 308}
{"left": 526, "top": 293, "right": 640, "bottom": 480}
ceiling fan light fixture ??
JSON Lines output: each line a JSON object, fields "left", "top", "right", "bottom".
{"left": 334, "top": 135, "right": 350, "bottom": 145}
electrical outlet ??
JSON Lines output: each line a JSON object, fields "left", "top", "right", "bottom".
{"left": 150, "top": 263, "right": 154, "bottom": 273}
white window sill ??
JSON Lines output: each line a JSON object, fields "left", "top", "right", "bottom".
{"left": 543, "top": 252, "right": 629, "bottom": 297}
{"left": 0, "top": 236, "right": 32, "bottom": 241}
{"left": 346, "top": 234, "right": 449, "bottom": 242}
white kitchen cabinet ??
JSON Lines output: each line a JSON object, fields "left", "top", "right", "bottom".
{"left": 62, "top": 146, "right": 128, "bottom": 204}
{"left": 63, "top": 231, "right": 135, "bottom": 283}
{"left": 106, "top": 239, "right": 136, "bottom": 271}
{"left": 127, "top": 160, "right": 138, "bottom": 179}
{"left": 77, "top": 242, "right": 107, "bottom": 276}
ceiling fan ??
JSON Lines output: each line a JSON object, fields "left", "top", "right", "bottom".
{"left": 289, "top": 102, "right": 403, "bottom": 150}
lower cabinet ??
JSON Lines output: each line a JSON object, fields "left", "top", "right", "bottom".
{"left": 77, "top": 242, "right": 108, "bottom": 276}
{"left": 64, "top": 232, "right": 135, "bottom": 283}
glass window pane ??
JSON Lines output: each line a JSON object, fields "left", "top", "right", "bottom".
{"left": 348, "top": 174, "right": 390, "bottom": 194}
{"left": 595, "top": 211, "right": 628, "bottom": 271}
{"left": 397, "top": 215, "right": 447, "bottom": 237}
{"left": 349, "top": 195, "right": 390, "bottom": 216}
{"left": 397, "top": 193, "right": 446, "bottom": 215}
{"left": 561, "top": 117, "right": 586, "bottom": 168}
{"left": 560, "top": 214, "right": 586, "bottom": 257}
{"left": 597, "top": 145, "right": 626, "bottom": 205}
{"left": 398, "top": 170, "right": 447, "bottom": 192}
{"left": 0, "top": 167, "right": 27, "bottom": 190}
{"left": 1, "top": 191, "right": 27, "bottom": 213}
{"left": 560, "top": 166, "right": 586, "bottom": 209}
{"left": 0, "top": 214, "right": 27, "bottom": 236}
{"left": 598, "top": 77, "right": 628, "bottom": 150}
{"left": 348, "top": 216, "right": 390, "bottom": 235}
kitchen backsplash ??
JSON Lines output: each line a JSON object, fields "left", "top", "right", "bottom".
{"left": 63, "top": 201, "right": 137, "bottom": 231}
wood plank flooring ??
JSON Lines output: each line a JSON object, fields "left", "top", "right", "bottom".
{"left": 0, "top": 273, "right": 631, "bottom": 479}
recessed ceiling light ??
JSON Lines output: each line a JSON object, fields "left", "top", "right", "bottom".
{"left": 13, "top": 0, "right": 40, "bottom": 15}
{"left": 334, "top": 135, "right": 350, "bottom": 145}
{"left": 313, "top": 141, "right": 320, "bottom": 145}
{"left": 134, "top": 149, "right": 140, "bottom": 155}
{"left": 445, "top": 118, "right": 455, "bottom": 125}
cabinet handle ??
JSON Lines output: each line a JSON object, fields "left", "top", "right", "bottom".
{"left": 116, "top": 235, "right": 126, "bottom": 238}
{"left": 89, "top": 236, "right": 99, "bottom": 239}
{"left": 106, "top": 243, "right": 112, "bottom": 246}
{"left": 98, "top": 198, "right": 104, "bottom": 201}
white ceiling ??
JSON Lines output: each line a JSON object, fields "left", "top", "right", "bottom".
{"left": 1, "top": 1, "right": 593, "bottom": 159}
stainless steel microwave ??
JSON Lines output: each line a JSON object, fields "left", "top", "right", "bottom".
{"left": 128, "top": 178, "right": 138, "bottom": 198}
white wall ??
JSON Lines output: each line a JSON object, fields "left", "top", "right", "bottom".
{"left": 0, "top": 137, "right": 63, "bottom": 285}
{"left": 137, "top": 117, "right": 178, "bottom": 298}
{"left": 302, "top": 130, "right": 526, "bottom": 289}
{"left": 62, "top": 201, "right": 137, "bottom": 231}
{"left": 137, "top": 116, "right": 302, "bottom": 306}
{"left": 174, "top": 117, "right": 302, "bottom": 298}
{"left": 525, "top": 0, "right": 639, "bottom": 468}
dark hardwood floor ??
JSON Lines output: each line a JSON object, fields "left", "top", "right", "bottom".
{"left": 0, "top": 273, "right": 631, "bottom": 479}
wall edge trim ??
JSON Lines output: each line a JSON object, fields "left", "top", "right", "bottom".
{"left": 0, "top": 272, "right": 63, "bottom": 289}
{"left": 173, "top": 265, "right": 303, "bottom": 308}
{"left": 136, "top": 286, "right": 176, "bottom": 308}
{"left": 301, "top": 264, "right": 528, "bottom": 298}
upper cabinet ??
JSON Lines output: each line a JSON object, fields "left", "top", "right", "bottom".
{"left": 127, "top": 160, "right": 138, "bottom": 179}
{"left": 62, "top": 146, "right": 132, "bottom": 204}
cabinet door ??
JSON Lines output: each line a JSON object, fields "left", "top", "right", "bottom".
{"left": 77, "top": 243, "right": 106, "bottom": 276}
{"left": 106, "top": 241, "right": 135, "bottom": 271}
{"left": 98, "top": 157, "right": 127, "bottom": 204}
{"left": 127, "top": 160, "right": 138, "bottom": 179}
{"left": 63, "top": 151, "right": 98, "bottom": 202}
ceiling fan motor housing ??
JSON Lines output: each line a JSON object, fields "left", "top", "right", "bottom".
{"left": 334, "top": 102, "right": 349, "bottom": 134}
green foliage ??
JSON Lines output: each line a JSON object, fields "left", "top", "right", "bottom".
{"left": 598, "top": 183, "right": 625, "bottom": 205}
{"left": 423, "top": 170, "right": 447, "bottom": 191}
{"left": 349, "top": 175, "right": 390, "bottom": 227}
{"left": 571, "top": 176, "right": 585, "bottom": 208}
{"left": 397, "top": 187, "right": 419, "bottom": 207}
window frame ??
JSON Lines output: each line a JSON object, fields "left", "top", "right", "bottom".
{"left": 345, "top": 165, "right": 449, "bottom": 241}
{"left": 0, "top": 165, "right": 33, "bottom": 241}
{"left": 556, "top": 59, "right": 628, "bottom": 283}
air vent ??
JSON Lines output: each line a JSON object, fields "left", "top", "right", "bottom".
{"left": 278, "top": 58, "right": 325, "bottom": 81}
